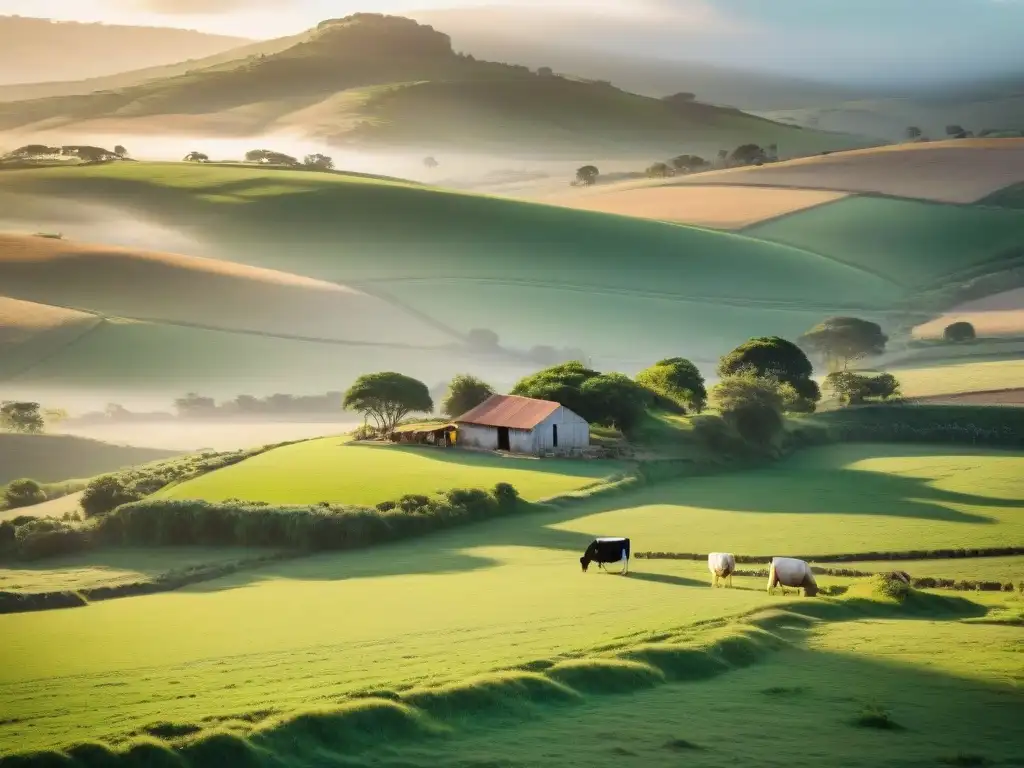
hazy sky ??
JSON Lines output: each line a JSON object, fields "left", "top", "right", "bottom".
{"left": 3, "top": 0, "right": 1022, "bottom": 83}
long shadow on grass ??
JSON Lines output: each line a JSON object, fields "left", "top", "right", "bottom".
{"left": 7, "top": 595, "right": 1017, "bottom": 768}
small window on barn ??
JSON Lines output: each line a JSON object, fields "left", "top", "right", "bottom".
{"left": 553, "top": 423, "right": 558, "bottom": 447}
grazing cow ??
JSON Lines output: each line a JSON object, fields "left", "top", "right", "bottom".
{"left": 707, "top": 552, "right": 736, "bottom": 588}
{"left": 580, "top": 537, "right": 630, "bottom": 575}
{"left": 767, "top": 557, "right": 819, "bottom": 597}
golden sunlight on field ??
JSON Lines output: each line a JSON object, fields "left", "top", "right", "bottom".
{"left": 0, "top": 232, "right": 452, "bottom": 346}
{"left": 912, "top": 288, "right": 1024, "bottom": 338}
{"left": 546, "top": 185, "right": 848, "bottom": 229}
{"left": 665, "top": 138, "right": 1024, "bottom": 204}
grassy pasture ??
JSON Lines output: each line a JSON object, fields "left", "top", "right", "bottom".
{"left": 743, "top": 195, "right": 1024, "bottom": 288}
{"left": 666, "top": 138, "right": 1024, "bottom": 203}
{"left": 885, "top": 359, "right": 1024, "bottom": 397}
{"left": 362, "top": 620, "right": 1024, "bottom": 768}
{"left": 553, "top": 443, "right": 1024, "bottom": 556}
{"left": 157, "top": 438, "right": 629, "bottom": 505}
{"left": 542, "top": 184, "right": 848, "bottom": 229}
{"left": 2, "top": 442, "right": 1022, "bottom": 756}
{"left": 0, "top": 547, "right": 278, "bottom": 593}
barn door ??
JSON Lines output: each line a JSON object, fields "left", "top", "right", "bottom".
{"left": 497, "top": 427, "right": 510, "bottom": 451}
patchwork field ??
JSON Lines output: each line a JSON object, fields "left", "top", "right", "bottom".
{"left": 743, "top": 195, "right": 1024, "bottom": 288}
{"left": 543, "top": 185, "right": 848, "bottom": 229}
{"left": 665, "top": 138, "right": 1024, "bottom": 203}
{"left": 0, "top": 161, "right": 914, "bottom": 376}
{"left": 2, "top": 441, "right": 1022, "bottom": 760}
{"left": 0, "top": 232, "right": 453, "bottom": 346}
{"left": 912, "top": 287, "right": 1024, "bottom": 339}
{"left": 884, "top": 358, "right": 1024, "bottom": 397}
{"left": 157, "top": 438, "right": 629, "bottom": 505}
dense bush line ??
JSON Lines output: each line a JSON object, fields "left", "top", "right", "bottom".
{"left": 0, "top": 477, "right": 89, "bottom": 512}
{"left": 0, "top": 483, "right": 523, "bottom": 562}
{"left": 636, "top": 547, "right": 1024, "bottom": 563}
{"left": 809, "top": 405, "right": 1024, "bottom": 447}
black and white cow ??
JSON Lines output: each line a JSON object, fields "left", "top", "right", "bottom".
{"left": 580, "top": 537, "right": 630, "bottom": 575}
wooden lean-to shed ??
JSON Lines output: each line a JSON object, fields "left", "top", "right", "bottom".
{"left": 453, "top": 394, "right": 589, "bottom": 456}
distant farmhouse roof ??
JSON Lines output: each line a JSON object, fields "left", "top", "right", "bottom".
{"left": 454, "top": 394, "right": 562, "bottom": 430}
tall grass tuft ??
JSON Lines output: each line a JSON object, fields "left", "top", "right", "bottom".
{"left": 546, "top": 659, "right": 665, "bottom": 694}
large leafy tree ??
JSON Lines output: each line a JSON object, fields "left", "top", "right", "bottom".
{"left": 344, "top": 372, "right": 433, "bottom": 435}
{"left": 0, "top": 401, "right": 44, "bottom": 433}
{"left": 441, "top": 374, "right": 495, "bottom": 418}
{"left": 711, "top": 369, "right": 786, "bottom": 449}
{"left": 580, "top": 373, "right": 647, "bottom": 431}
{"left": 799, "top": 317, "right": 887, "bottom": 372}
{"left": 512, "top": 362, "right": 647, "bottom": 432}
{"left": 575, "top": 165, "right": 599, "bottom": 186}
{"left": 718, "top": 336, "right": 819, "bottom": 411}
{"left": 635, "top": 357, "right": 707, "bottom": 413}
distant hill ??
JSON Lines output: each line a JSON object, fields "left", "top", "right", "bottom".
{"left": 757, "top": 88, "right": 1024, "bottom": 143}
{"left": 0, "top": 31, "right": 309, "bottom": 104}
{"left": 411, "top": 7, "right": 872, "bottom": 111}
{"left": 0, "top": 16, "right": 249, "bottom": 87}
{"left": 0, "top": 14, "right": 869, "bottom": 159}
{"left": 0, "top": 432, "right": 178, "bottom": 485}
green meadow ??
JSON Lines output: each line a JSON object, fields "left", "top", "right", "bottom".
{"left": 744, "top": 195, "right": 1024, "bottom": 287}
{"left": 157, "top": 438, "right": 629, "bottom": 505}
{"left": 2, "top": 441, "right": 1022, "bottom": 761}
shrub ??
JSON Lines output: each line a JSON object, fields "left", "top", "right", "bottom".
{"left": 493, "top": 482, "right": 519, "bottom": 506}
{"left": 80, "top": 474, "right": 143, "bottom": 517}
{"left": 13, "top": 518, "right": 92, "bottom": 560}
{"left": 943, "top": 321, "right": 976, "bottom": 343}
{"left": 872, "top": 572, "right": 911, "bottom": 601}
{"left": 3, "top": 478, "right": 47, "bottom": 509}
{"left": 851, "top": 703, "right": 903, "bottom": 730}
{"left": 711, "top": 370, "right": 786, "bottom": 450}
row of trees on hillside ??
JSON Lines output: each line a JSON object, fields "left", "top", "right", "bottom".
{"left": 342, "top": 315, "right": 909, "bottom": 453}
{"left": 2, "top": 144, "right": 129, "bottom": 163}
{"left": 573, "top": 143, "right": 780, "bottom": 186}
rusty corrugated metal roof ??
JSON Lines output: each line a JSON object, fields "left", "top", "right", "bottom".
{"left": 454, "top": 394, "right": 561, "bottom": 430}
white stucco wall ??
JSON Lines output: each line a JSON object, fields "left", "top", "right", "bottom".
{"left": 457, "top": 423, "right": 499, "bottom": 450}
{"left": 535, "top": 406, "right": 590, "bottom": 451}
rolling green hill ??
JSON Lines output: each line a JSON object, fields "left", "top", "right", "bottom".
{"left": 742, "top": 195, "right": 1024, "bottom": 288}
{"left": 0, "top": 432, "right": 177, "bottom": 485}
{"left": 0, "top": 161, "right": 909, "bottom": 383}
{"left": 0, "top": 14, "right": 867, "bottom": 157}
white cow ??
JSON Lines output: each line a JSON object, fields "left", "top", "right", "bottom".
{"left": 707, "top": 552, "right": 736, "bottom": 588}
{"left": 767, "top": 557, "right": 819, "bottom": 597}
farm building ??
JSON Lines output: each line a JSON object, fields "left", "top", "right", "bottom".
{"left": 453, "top": 394, "right": 590, "bottom": 456}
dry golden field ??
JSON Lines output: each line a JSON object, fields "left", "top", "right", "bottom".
{"left": 544, "top": 185, "right": 848, "bottom": 229}
{"left": 0, "top": 232, "right": 453, "bottom": 346}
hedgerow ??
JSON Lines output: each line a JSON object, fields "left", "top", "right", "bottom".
{"left": 0, "top": 483, "right": 523, "bottom": 563}
{"left": 809, "top": 404, "right": 1024, "bottom": 447}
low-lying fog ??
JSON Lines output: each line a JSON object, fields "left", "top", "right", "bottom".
{"left": 53, "top": 419, "right": 360, "bottom": 452}
{"left": 1, "top": 129, "right": 654, "bottom": 198}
